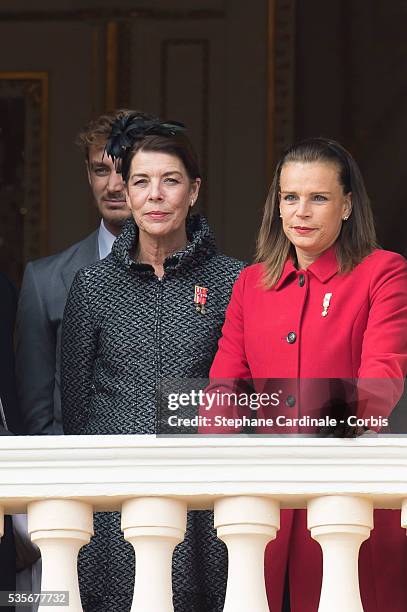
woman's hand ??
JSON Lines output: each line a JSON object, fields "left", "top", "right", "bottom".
{"left": 318, "top": 421, "right": 377, "bottom": 438}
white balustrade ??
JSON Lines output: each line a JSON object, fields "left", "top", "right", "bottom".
{"left": 0, "top": 436, "right": 406, "bottom": 611}
{"left": 308, "top": 496, "right": 373, "bottom": 612}
{"left": 28, "top": 499, "right": 93, "bottom": 612}
{"left": 401, "top": 499, "right": 407, "bottom": 532}
{"left": 215, "top": 496, "right": 279, "bottom": 612}
{"left": 121, "top": 497, "right": 187, "bottom": 612}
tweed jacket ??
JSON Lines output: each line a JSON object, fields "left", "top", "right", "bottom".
{"left": 62, "top": 215, "right": 244, "bottom": 436}
{"left": 61, "top": 215, "right": 245, "bottom": 612}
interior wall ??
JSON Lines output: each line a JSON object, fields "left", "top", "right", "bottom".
{"left": 126, "top": 3, "right": 269, "bottom": 259}
{"left": 0, "top": 20, "right": 105, "bottom": 289}
{"left": 0, "top": 0, "right": 269, "bottom": 278}
{"left": 295, "top": 0, "right": 407, "bottom": 255}
{"left": 1, "top": 0, "right": 405, "bottom": 280}
{"left": 0, "top": 16, "right": 106, "bottom": 264}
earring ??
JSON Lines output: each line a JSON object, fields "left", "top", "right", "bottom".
{"left": 190, "top": 199, "right": 195, "bottom": 207}
{"left": 343, "top": 215, "right": 349, "bottom": 221}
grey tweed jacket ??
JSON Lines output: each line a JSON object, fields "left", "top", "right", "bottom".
{"left": 61, "top": 215, "right": 245, "bottom": 612}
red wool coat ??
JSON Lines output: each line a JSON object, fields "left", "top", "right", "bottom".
{"left": 208, "top": 247, "right": 407, "bottom": 612}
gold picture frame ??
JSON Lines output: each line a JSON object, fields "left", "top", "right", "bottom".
{"left": 0, "top": 71, "right": 48, "bottom": 285}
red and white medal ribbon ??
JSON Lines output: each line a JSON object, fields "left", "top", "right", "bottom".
{"left": 194, "top": 285, "right": 208, "bottom": 314}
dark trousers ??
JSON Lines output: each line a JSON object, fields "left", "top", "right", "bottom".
{"left": 282, "top": 571, "right": 291, "bottom": 612}
{"left": 0, "top": 516, "right": 16, "bottom": 612}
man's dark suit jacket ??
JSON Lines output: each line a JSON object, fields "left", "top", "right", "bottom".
{"left": 0, "top": 272, "right": 19, "bottom": 610}
{"left": 0, "top": 272, "right": 21, "bottom": 433}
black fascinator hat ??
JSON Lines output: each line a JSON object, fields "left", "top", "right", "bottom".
{"left": 105, "top": 112, "right": 186, "bottom": 174}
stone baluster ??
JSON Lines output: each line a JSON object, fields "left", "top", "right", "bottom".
{"left": 122, "top": 497, "right": 187, "bottom": 612}
{"left": 28, "top": 499, "right": 93, "bottom": 612}
{"left": 308, "top": 495, "right": 373, "bottom": 612}
{"left": 214, "top": 495, "right": 280, "bottom": 612}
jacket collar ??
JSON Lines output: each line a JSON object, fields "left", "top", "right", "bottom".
{"left": 111, "top": 214, "right": 217, "bottom": 276}
{"left": 275, "top": 245, "right": 339, "bottom": 290}
{"left": 307, "top": 245, "right": 339, "bottom": 283}
{"left": 61, "top": 230, "right": 99, "bottom": 292}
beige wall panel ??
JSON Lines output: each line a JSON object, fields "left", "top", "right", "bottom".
{"left": 162, "top": 40, "right": 211, "bottom": 208}
{"left": 129, "top": 17, "right": 226, "bottom": 248}
{"left": 0, "top": 0, "right": 269, "bottom": 262}
{"left": 222, "top": 1, "right": 268, "bottom": 261}
{"left": 128, "top": 3, "right": 267, "bottom": 261}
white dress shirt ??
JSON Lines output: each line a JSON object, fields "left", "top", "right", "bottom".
{"left": 98, "top": 219, "right": 117, "bottom": 259}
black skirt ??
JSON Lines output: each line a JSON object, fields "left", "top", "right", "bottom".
{"left": 78, "top": 510, "right": 227, "bottom": 612}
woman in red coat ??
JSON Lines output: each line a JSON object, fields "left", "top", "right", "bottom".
{"left": 208, "top": 138, "right": 407, "bottom": 611}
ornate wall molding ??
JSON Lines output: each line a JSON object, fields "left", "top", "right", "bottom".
{"left": 105, "top": 21, "right": 119, "bottom": 109}
{"left": 116, "top": 21, "right": 132, "bottom": 109}
{"left": 0, "top": 8, "right": 225, "bottom": 22}
{"left": 267, "top": 0, "right": 276, "bottom": 182}
{"left": 0, "top": 72, "right": 48, "bottom": 284}
{"left": 160, "top": 38, "right": 209, "bottom": 213}
{"left": 268, "top": 0, "right": 295, "bottom": 171}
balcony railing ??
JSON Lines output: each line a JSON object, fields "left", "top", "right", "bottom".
{"left": 1, "top": 435, "right": 407, "bottom": 611}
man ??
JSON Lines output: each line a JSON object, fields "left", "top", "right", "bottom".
{"left": 16, "top": 109, "right": 145, "bottom": 434}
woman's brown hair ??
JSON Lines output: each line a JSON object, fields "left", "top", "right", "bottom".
{"left": 121, "top": 132, "right": 200, "bottom": 184}
{"left": 255, "top": 137, "right": 378, "bottom": 287}
{"left": 104, "top": 112, "right": 201, "bottom": 183}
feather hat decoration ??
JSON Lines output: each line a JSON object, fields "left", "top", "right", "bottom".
{"left": 105, "top": 112, "right": 186, "bottom": 167}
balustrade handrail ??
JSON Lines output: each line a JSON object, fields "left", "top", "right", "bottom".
{"left": 1, "top": 436, "right": 407, "bottom": 611}
{"left": 0, "top": 435, "right": 406, "bottom": 512}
